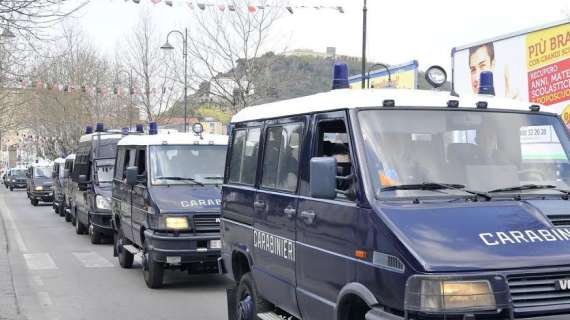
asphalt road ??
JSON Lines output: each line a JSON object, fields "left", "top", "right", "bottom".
{"left": 0, "top": 187, "right": 231, "bottom": 320}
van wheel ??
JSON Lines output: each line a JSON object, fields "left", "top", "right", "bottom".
{"left": 89, "top": 223, "right": 102, "bottom": 244}
{"left": 9, "top": 186, "right": 13, "bottom": 191}
{"left": 142, "top": 245, "right": 164, "bottom": 289}
{"left": 115, "top": 230, "right": 134, "bottom": 268}
{"left": 65, "top": 209, "right": 72, "bottom": 222}
{"left": 236, "top": 273, "right": 271, "bottom": 320}
{"left": 31, "top": 199, "right": 38, "bottom": 206}
{"left": 58, "top": 204, "right": 65, "bottom": 217}
{"left": 75, "top": 211, "right": 87, "bottom": 235}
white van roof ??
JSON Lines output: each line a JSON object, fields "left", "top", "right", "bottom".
{"left": 79, "top": 132, "right": 124, "bottom": 143}
{"left": 117, "top": 132, "right": 229, "bottom": 147}
{"left": 231, "top": 89, "right": 544, "bottom": 123}
{"left": 65, "top": 154, "right": 76, "bottom": 160}
{"left": 54, "top": 158, "right": 66, "bottom": 164}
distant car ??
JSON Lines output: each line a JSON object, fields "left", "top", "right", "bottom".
{"left": 26, "top": 162, "right": 54, "bottom": 206}
{"left": 7, "top": 168, "right": 27, "bottom": 191}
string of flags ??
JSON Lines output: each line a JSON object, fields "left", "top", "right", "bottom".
{"left": 125, "top": 0, "right": 345, "bottom": 14}
{"left": 14, "top": 79, "right": 174, "bottom": 97}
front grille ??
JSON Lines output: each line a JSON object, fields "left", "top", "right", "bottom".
{"left": 548, "top": 215, "right": 570, "bottom": 227}
{"left": 508, "top": 271, "right": 570, "bottom": 312}
{"left": 193, "top": 215, "right": 220, "bottom": 233}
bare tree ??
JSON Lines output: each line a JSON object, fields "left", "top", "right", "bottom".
{"left": 123, "top": 11, "right": 179, "bottom": 123}
{"left": 186, "top": 0, "right": 282, "bottom": 112}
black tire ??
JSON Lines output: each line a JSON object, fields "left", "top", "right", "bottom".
{"left": 31, "top": 198, "right": 38, "bottom": 206}
{"left": 9, "top": 186, "right": 13, "bottom": 191}
{"left": 89, "top": 223, "right": 102, "bottom": 244}
{"left": 75, "top": 210, "right": 87, "bottom": 235}
{"left": 235, "top": 273, "right": 271, "bottom": 320}
{"left": 64, "top": 208, "right": 72, "bottom": 222}
{"left": 115, "top": 229, "right": 134, "bottom": 269}
{"left": 58, "top": 204, "right": 65, "bottom": 217}
{"left": 143, "top": 244, "right": 164, "bottom": 289}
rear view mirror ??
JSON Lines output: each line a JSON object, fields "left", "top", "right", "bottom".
{"left": 126, "top": 166, "right": 138, "bottom": 186}
{"left": 310, "top": 157, "right": 337, "bottom": 200}
{"left": 63, "top": 169, "right": 71, "bottom": 178}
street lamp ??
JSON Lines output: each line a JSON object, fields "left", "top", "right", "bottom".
{"left": 361, "top": 0, "right": 367, "bottom": 89}
{"left": 161, "top": 28, "right": 188, "bottom": 133}
{"left": 116, "top": 69, "right": 134, "bottom": 129}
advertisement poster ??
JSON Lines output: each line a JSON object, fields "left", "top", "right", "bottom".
{"left": 452, "top": 20, "right": 570, "bottom": 124}
{"left": 349, "top": 60, "right": 418, "bottom": 90}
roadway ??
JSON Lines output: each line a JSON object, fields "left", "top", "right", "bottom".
{"left": 0, "top": 187, "right": 230, "bottom": 320}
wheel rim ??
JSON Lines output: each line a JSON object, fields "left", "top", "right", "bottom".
{"left": 237, "top": 295, "right": 254, "bottom": 320}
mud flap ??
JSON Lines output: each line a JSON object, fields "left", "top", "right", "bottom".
{"left": 227, "top": 287, "right": 237, "bottom": 320}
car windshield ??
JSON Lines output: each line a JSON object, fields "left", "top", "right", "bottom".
{"left": 358, "top": 109, "right": 570, "bottom": 197}
{"left": 12, "top": 169, "right": 26, "bottom": 177}
{"left": 150, "top": 145, "right": 226, "bottom": 185}
{"left": 95, "top": 159, "right": 114, "bottom": 184}
{"left": 34, "top": 166, "right": 52, "bottom": 178}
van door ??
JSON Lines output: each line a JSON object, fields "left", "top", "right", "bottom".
{"left": 253, "top": 117, "right": 306, "bottom": 318}
{"left": 116, "top": 148, "right": 136, "bottom": 242}
{"left": 131, "top": 147, "right": 147, "bottom": 247}
{"left": 296, "top": 113, "right": 360, "bottom": 320}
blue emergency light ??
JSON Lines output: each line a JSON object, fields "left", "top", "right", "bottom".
{"left": 149, "top": 122, "right": 158, "bottom": 135}
{"left": 478, "top": 71, "right": 495, "bottom": 96}
{"left": 332, "top": 63, "right": 350, "bottom": 90}
{"left": 121, "top": 127, "right": 129, "bottom": 134}
{"left": 136, "top": 124, "right": 144, "bottom": 133}
{"left": 95, "top": 123, "right": 105, "bottom": 132}
{"left": 85, "top": 126, "right": 93, "bottom": 134}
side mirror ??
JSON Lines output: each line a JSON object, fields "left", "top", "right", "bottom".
{"left": 310, "top": 157, "right": 337, "bottom": 200}
{"left": 78, "top": 175, "right": 90, "bottom": 184}
{"left": 126, "top": 166, "right": 138, "bottom": 186}
{"left": 63, "top": 169, "right": 71, "bottom": 178}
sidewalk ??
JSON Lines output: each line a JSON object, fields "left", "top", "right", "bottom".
{"left": 0, "top": 209, "right": 22, "bottom": 320}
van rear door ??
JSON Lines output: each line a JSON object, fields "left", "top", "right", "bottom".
{"left": 253, "top": 117, "right": 306, "bottom": 318}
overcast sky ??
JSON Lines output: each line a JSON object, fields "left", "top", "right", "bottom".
{"left": 73, "top": 0, "right": 570, "bottom": 74}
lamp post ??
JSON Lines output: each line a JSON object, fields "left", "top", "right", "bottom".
{"left": 161, "top": 28, "right": 188, "bottom": 133}
{"left": 361, "top": 0, "right": 367, "bottom": 89}
{"left": 367, "top": 63, "right": 391, "bottom": 89}
{"left": 117, "top": 69, "right": 134, "bottom": 128}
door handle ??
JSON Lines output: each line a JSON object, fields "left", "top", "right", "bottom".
{"left": 300, "top": 210, "right": 316, "bottom": 224}
{"left": 253, "top": 200, "right": 266, "bottom": 210}
{"left": 283, "top": 207, "right": 296, "bottom": 219}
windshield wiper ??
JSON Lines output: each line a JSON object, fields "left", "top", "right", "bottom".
{"left": 155, "top": 176, "right": 204, "bottom": 187}
{"left": 488, "top": 184, "right": 558, "bottom": 193}
{"left": 382, "top": 182, "right": 492, "bottom": 200}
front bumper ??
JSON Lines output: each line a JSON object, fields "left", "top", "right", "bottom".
{"left": 9, "top": 182, "right": 26, "bottom": 189}
{"left": 143, "top": 230, "right": 221, "bottom": 264}
{"left": 366, "top": 307, "right": 570, "bottom": 320}
{"left": 30, "top": 191, "right": 53, "bottom": 201}
{"left": 89, "top": 211, "right": 113, "bottom": 235}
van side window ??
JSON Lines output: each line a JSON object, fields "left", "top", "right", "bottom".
{"left": 136, "top": 149, "right": 146, "bottom": 176}
{"left": 316, "top": 119, "right": 354, "bottom": 199}
{"left": 229, "top": 127, "right": 261, "bottom": 185}
{"left": 122, "top": 149, "right": 136, "bottom": 179}
{"left": 261, "top": 123, "right": 303, "bottom": 192}
{"left": 115, "top": 149, "right": 125, "bottom": 179}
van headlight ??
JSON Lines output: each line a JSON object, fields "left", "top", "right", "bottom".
{"left": 405, "top": 276, "right": 500, "bottom": 313}
{"left": 160, "top": 216, "right": 189, "bottom": 230}
{"left": 35, "top": 186, "right": 43, "bottom": 191}
{"left": 95, "top": 195, "right": 111, "bottom": 210}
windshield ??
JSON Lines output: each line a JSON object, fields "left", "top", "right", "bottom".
{"left": 358, "top": 109, "right": 570, "bottom": 197}
{"left": 12, "top": 169, "right": 26, "bottom": 177}
{"left": 150, "top": 145, "right": 226, "bottom": 185}
{"left": 95, "top": 159, "right": 114, "bottom": 184}
{"left": 34, "top": 166, "right": 52, "bottom": 178}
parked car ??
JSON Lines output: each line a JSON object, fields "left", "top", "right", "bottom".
{"left": 62, "top": 154, "right": 76, "bottom": 222}
{"left": 7, "top": 167, "right": 27, "bottom": 191}
{"left": 112, "top": 124, "right": 228, "bottom": 288}
{"left": 26, "top": 162, "right": 54, "bottom": 206}
{"left": 71, "top": 124, "right": 126, "bottom": 244}
{"left": 52, "top": 158, "right": 66, "bottom": 216}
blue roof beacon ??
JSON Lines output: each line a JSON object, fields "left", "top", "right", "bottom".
{"left": 220, "top": 63, "right": 570, "bottom": 320}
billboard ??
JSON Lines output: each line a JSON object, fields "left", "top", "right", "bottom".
{"left": 452, "top": 19, "right": 570, "bottom": 123}
{"left": 349, "top": 60, "right": 418, "bottom": 90}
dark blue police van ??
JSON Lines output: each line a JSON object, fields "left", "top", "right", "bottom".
{"left": 221, "top": 70, "right": 570, "bottom": 319}
{"left": 71, "top": 124, "right": 126, "bottom": 244}
{"left": 112, "top": 124, "right": 228, "bottom": 288}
